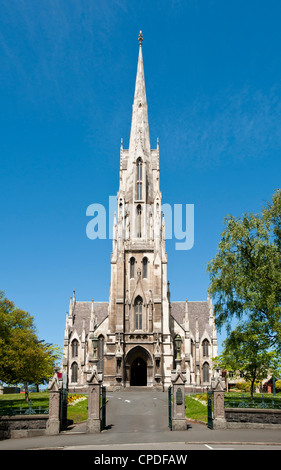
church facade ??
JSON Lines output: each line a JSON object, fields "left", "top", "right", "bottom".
{"left": 62, "top": 33, "right": 218, "bottom": 392}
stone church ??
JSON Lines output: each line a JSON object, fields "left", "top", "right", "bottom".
{"left": 62, "top": 33, "right": 218, "bottom": 392}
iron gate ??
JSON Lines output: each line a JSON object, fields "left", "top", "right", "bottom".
{"left": 101, "top": 385, "right": 106, "bottom": 431}
{"left": 168, "top": 385, "right": 172, "bottom": 430}
{"left": 207, "top": 387, "right": 213, "bottom": 429}
{"left": 60, "top": 388, "right": 68, "bottom": 431}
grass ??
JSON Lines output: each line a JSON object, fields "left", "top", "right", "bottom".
{"left": 67, "top": 394, "right": 88, "bottom": 423}
{"left": 0, "top": 392, "right": 89, "bottom": 422}
{"left": 185, "top": 394, "right": 208, "bottom": 423}
{"left": 0, "top": 391, "right": 49, "bottom": 410}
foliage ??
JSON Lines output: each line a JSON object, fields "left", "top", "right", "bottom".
{"left": 0, "top": 291, "right": 61, "bottom": 401}
{"left": 214, "top": 320, "right": 281, "bottom": 397}
{"left": 276, "top": 380, "right": 281, "bottom": 393}
{"left": 234, "top": 382, "right": 251, "bottom": 392}
{"left": 207, "top": 189, "right": 281, "bottom": 352}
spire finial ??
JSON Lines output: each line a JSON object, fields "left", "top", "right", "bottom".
{"left": 138, "top": 30, "right": 143, "bottom": 47}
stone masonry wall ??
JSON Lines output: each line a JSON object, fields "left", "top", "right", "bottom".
{"left": 225, "top": 408, "right": 281, "bottom": 425}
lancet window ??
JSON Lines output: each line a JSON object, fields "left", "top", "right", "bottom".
{"left": 202, "top": 339, "right": 210, "bottom": 357}
{"left": 142, "top": 257, "right": 148, "bottom": 278}
{"left": 203, "top": 362, "right": 210, "bottom": 382}
{"left": 137, "top": 205, "right": 142, "bottom": 238}
{"left": 71, "top": 362, "right": 78, "bottom": 383}
{"left": 134, "top": 296, "right": 143, "bottom": 330}
{"left": 136, "top": 158, "right": 143, "bottom": 200}
{"left": 72, "top": 339, "right": 78, "bottom": 357}
{"left": 130, "top": 257, "right": 135, "bottom": 278}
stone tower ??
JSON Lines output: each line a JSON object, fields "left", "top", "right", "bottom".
{"left": 107, "top": 31, "right": 172, "bottom": 389}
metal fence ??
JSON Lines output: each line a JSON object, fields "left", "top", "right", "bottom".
{"left": 168, "top": 386, "right": 172, "bottom": 430}
{"left": 100, "top": 386, "right": 106, "bottom": 431}
{"left": 0, "top": 399, "right": 49, "bottom": 416}
{"left": 207, "top": 388, "right": 213, "bottom": 429}
{"left": 224, "top": 394, "right": 281, "bottom": 410}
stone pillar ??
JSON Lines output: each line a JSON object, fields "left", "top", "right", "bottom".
{"left": 212, "top": 377, "right": 226, "bottom": 429}
{"left": 46, "top": 369, "right": 63, "bottom": 435}
{"left": 86, "top": 368, "right": 103, "bottom": 433}
{"left": 171, "top": 368, "right": 187, "bottom": 431}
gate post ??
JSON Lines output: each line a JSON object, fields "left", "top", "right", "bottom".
{"left": 170, "top": 369, "right": 187, "bottom": 431}
{"left": 86, "top": 368, "right": 103, "bottom": 433}
{"left": 46, "top": 368, "right": 63, "bottom": 435}
{"left": 212, "top": 377, "right": 226, "bottom": 430}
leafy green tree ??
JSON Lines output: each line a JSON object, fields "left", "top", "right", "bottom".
{"left": 0, "top": 291, "right": 61, "bottom": 401}
{"left": 214, "top": 320, "right": 280, "bottom": 397}
{"left": 207, "top": 189, "right": 281, "bottom": 351}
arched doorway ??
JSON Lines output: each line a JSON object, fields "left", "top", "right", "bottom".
{"left": 125, "top": 346, "right": 152, "bottom": 387}
{"left": 130, "top": 357, "right": 147, "bottom": 386}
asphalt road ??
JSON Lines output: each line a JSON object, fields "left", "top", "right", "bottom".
{"left": 1, "top": 389, "right": 281, "bottom": 452}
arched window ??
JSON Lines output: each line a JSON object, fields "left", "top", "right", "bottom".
{"left": 72, "top": 339, "right": 78, "bottom": 357}
{"left": 134, "top": 296, "right": 143, "bottom": 330}
{"left": 136, "top": 158, "right": 142, "bottom": 200}
{"left": 202, "top": 339, "right": 209, "bottom": 357}
{"left": 98, "top": 335, "right": 104, "bottom": 374}
{"left": 71, "top": 362, "right": 78, "bottom": 383}
{"left": 137, "top": 205, "right": 142, "bottom": 238}
{"left": 191, "top": 339, "right": 195, "bottom": 359}
{"left": 203, "top": 362, "right": 209, "bottom": 382}
{"left": 142, "top": 257, "right": 148, "bottom": 278}
{"left": 130, "top": 257, "right": 135, "bottom": 278}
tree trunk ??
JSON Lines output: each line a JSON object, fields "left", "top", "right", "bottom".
{"left": 250, "top": 367, "right": 257, "bottom": 399}
{"left": 24, "top": 382, "right": 29, "bottom": 403}
{"left": 250, "top": 380, "right": 255, "bottom": 399}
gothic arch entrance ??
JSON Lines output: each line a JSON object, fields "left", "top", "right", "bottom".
{"left": 130, "top": 357, "right": 147, "bottom": 386}
{"left": 125, "top": 346, "right": 152, "bottom": 387}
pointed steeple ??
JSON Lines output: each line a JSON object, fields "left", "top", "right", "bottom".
{"left": 129, "top": 31, "right": 151, "bottom": 155}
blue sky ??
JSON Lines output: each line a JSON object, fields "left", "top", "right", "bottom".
{"left": 1, "top": 0, "right": 281, "bottom": 354}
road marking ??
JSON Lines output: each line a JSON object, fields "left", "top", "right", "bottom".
{"left": 205, "top": 444, "right": 233, "bottom": 450}
{"left": 205, "top": 444, "right": 213, "bottom": 450}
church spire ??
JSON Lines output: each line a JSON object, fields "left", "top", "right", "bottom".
{"left": 129, "top": 31, "right": 151, "bottom": 155}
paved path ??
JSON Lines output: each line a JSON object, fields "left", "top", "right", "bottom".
{"left": 1, "top": 389, "right": 281, "bottom": 451}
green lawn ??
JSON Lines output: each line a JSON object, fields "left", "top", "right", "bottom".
{"left": 67, "top": 394, "right": 88, "bottom": 423}
{"left": 0, "top": 391, "right": 49, "bottom": 411}
{"left": 0, "top": 392, "right": 89, "bottom": 422}
{"left": 185, "top": 394, "right": 208, "bottom": 423}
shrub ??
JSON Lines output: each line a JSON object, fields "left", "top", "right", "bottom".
{"left": 275, "top": 380, "right": 281, "bottom": 393}
{"left": 235, "top": 382, "right": 251, "bottom": 392}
